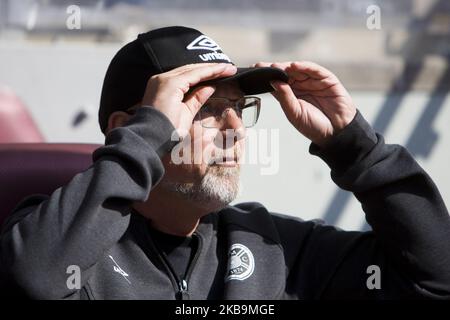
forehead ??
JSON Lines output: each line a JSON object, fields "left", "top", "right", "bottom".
{"left": 211, "top": 81, "right": 244, "bottom": 99}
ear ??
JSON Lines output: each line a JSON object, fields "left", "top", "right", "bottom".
{"left": 105, "top": 111, "right": 132, "bottom": 134}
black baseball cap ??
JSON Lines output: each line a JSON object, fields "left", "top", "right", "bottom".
{"left": 99, "top": 26, "right": 288, "bottom": 133}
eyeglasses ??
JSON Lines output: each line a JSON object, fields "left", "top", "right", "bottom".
{"left": 124, "top": 96, "right": 261, "bottom": 129}
{"left": 195, "top": 96, "right": 261, "bottom": 128}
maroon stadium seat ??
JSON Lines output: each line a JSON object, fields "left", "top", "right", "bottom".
{"left": 0, "top": 87, "right": 45, "bottom": 143}
{"left": 0, "top": 143, "right": 100, "bottom": 226}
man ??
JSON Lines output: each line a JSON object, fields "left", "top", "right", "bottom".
{"left": 1, "top": 26, "right": 450, "bottom": 299}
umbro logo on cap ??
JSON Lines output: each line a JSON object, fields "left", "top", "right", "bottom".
{"left": 186, "top": 35, "right": 231, "bottom": 62}
{"left": 186, "top": 35, "right": 221, "bottom": 51}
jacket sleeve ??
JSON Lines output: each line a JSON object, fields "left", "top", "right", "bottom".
{"left": 300, "top": 111, "right": 450, "bottom": 299}
{"left": 0, "top": 107, "right": 177, "bottom": 299}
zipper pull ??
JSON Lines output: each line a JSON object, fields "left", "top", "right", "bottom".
{"left": 177, "top": 279, "right": 190, "bottom": 300}
{"left": 180, "top": 279, "right": 188, "bottom": 291}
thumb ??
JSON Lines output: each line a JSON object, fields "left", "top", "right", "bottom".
{"left": 184, "top": 85, "right": 216, "bottom": 114}
{"left": 270, "top": 80, "right": 299, "bottom": 118}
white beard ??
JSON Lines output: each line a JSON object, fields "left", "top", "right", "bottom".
{"left": 161, "top": 165, "right": 241, "bottom": 211}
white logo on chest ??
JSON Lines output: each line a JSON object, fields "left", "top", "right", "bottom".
{"left": 108, "top": 255, "right": 131, "bottom": 284}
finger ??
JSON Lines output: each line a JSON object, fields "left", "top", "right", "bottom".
{"left": 178, "top": 63, "right": 237, "bottom": 90}
{"left": 295, "top": 93, "right": 318, "bottom": 106}
{"left": 253, "top": 61, "right": 272, "bottom": 68}
{"left": 270, "top": 62, "right": 292, "bottom": 71}
{"left": 293, "top": 89, "right": 355, "bottom": 127}
{"left": 183, "top": 85, "right": 216, "bottom": 115}
{"left": 165, "top": 62, "right": 225, "bottom": 76}
{"left": 270, "top": 80, "right": 302, "bottom": 120}
{"left": 270, "top": 62, "right": 304, "bottom": 85}
{"left": 285, "top": 69, "right": 310, "bottom": 83}
{"left": 292, "top": 86, "right": 347, "bottom": 98}
{"left": 253, "top": 62, "right": 292, "bottom": 69}
{"left": 290, "top": 77, "right": 340, "bottom": 93}
{"left": 287, "top": 61, "right": 334, "bottom": 80}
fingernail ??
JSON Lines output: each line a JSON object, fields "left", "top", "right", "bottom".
{"left": 270, "top": 81, "right": 277, "bottom": 90}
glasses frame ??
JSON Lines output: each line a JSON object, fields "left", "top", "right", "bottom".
{"left": 123, "top": 96, "right": 262, "bottom": 129}
{"left": 196, "top": 96, "right": 261, "bottom": 129}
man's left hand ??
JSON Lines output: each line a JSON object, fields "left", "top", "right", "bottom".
{"left": 255, "top": 61, "right": 357, "bottom": 147}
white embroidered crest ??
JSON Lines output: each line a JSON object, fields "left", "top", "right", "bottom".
{"left": 225, "top": 243, "right": 255, "bottom": 281}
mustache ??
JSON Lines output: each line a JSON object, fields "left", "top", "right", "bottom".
{"left": 207, "top": 148, "right": 242, "bottom": 165}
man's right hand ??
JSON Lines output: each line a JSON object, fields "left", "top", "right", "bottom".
{"left": 142, "top": 63, "right": 237, "bottom": 136}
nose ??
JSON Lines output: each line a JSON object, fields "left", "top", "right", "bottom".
{"left": 219, "top": 108, "right": 243, "bottom": 131}
{"left": 217, "top": 109, "right": 246, "bottom": 146}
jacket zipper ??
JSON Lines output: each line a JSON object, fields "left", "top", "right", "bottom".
{"left": 147, "top": 230, "right": 203, "bottom": 300}
{"left": 180, "top": 232, "right": 203, "bottom": 299}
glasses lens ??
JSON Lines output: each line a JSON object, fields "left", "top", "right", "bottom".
{"left": 239, "top": 97, "right": 260, "bottom": 128}
{"left": 197, "top": 97, "right": 260, "bottom": 128}
{"left": 197, "top": 98, "right": 227, "bottom": 128}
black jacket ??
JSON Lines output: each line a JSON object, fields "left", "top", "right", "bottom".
{"left": 1, "top": 107, "right": 450, "bottom": 299}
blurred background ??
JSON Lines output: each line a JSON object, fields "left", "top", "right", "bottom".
{"left": 0, "top": 0, "right": 449, "bottom": 230}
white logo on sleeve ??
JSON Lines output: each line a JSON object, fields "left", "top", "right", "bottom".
{"left": 108, "top": 255, "right": 131, "bottom": 284}
{"left": 225, "top": 243, "right": 255, "bottom": 281}
{"left": 186, "top": 35, "right": 232, "bottom": 62}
